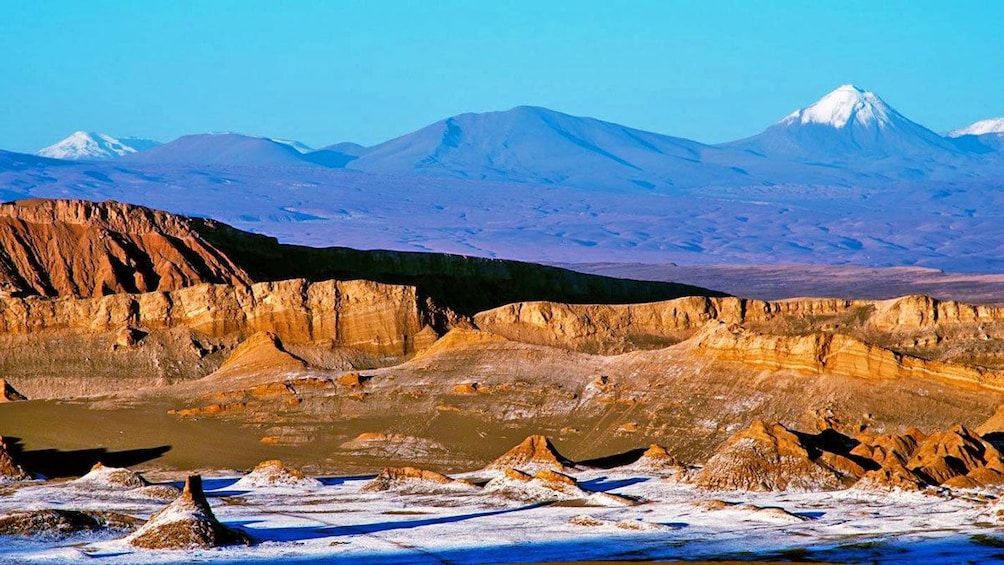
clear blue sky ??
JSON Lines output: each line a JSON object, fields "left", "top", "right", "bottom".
{"left": 2, "top": 0, "right": 1002, "bottom": 152}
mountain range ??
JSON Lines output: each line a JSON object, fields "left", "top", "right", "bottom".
{"left": 4, "top": 84, "right": 1004, "bottom": 273}
{"left": 28, "top": 85, "right": 1004, "bottom": 190}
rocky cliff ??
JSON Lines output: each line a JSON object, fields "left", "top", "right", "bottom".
{"left": 0, "top": 199, "right": 250, "bottom": 297}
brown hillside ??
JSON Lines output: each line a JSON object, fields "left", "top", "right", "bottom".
{"left": 0, "top": 199, "right": 250, "bottom": 297}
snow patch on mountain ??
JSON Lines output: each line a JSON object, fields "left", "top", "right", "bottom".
{"left": 947, "top": 118, "right": 1004, "bottom": 137}
{"left": 36, "top": 132, "right": 160, "bottom": 161}
{"left": 269, "top": 138, "right": 314, "bottom": 153}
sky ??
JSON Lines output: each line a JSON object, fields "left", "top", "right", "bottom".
{"left": 1, "top": 0, "right": 1002, "bottom": 153}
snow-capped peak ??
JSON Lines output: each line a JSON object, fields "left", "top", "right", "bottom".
{"left": 947, "top": 117, "right": 1004, "bottom": 137}
{"left": 782, "top": 85, "right": 893, "bottom": 129}
{"left": 37, "top": 131, "right": 159, "bottom": 160}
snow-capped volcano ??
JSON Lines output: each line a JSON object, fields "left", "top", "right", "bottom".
{"left": 781, "top": 84, "right": 893, "bottom": 129}
{"left": 726, "top": 85, "right": 958, "bottom": 159}
{"left": 947, "top": 118, "right": 1004, "bottom": 137}
{"left": 37, "top": 131, "right": 160, "bottom": 160}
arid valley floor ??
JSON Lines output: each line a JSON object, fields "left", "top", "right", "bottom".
{"left": 4, "top": 200, "right": 1004, "bottom": 563}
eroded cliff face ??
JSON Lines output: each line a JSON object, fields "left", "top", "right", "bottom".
{"left": 0, "top": 278, "right": 438, "bottom": 351}
{"left": 0, "top": 199, "right": 251, "bottom": 297}
{"left": 689, "top": 323, "right": 1004, "bottom": 392}
{"left": 0, "top": 278, "right": 448, "bottom": 398}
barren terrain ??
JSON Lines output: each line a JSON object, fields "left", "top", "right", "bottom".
{"left": 3, "top": 199, "right": 1004, "bottom": 563}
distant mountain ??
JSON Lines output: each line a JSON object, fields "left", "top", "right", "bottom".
{"left": 302, "top": 142, "right": 370, "bottom": 168}
{"left": 724, "top": 85, "right": 959, "bottom": 159}
{"left": 121, "top": 133, "right": 316, "bottom": 167}
{"left": 948, "top": 118, "right": 1004, "bottom": 137}
{"left": 947, "top": 118, "right": 1004, "bottom": 152}
{"left": 344, "top": 105, "right": 750, "bottom": 189}
{"left": 37, "top": 131, "right": 160, "bottom": 160}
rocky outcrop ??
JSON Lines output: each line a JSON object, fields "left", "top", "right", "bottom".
{"left": 127, "top": 475, "right": 250, "bottom": 549}
{"left": 72, "top": 462, "right": 149, "bottom": 489}
{"left": 473, "top": 296, "right": 871, "bottom": 353}
{"left": 625, "top": 444, "right": 689, "bottom": 478}
{"left": 0, "top": 199, "right": 250, "bottom": 298}
{"left": 362, "top": 466, "right": 476, "bottom": 493}
{"left": 0, "top": 436, "right": 29, "bottom": 482}
{"left": 696, "top": 421, "right": 1004, "bottom": 492}
{"left": 691, "top": 323, "right": 1004, "bottom": 391}
{"left": 68, "top": 462, "right": 181, "bottom": 499}
{"left": 232, "top": 460, "right": 321, "bottom": 490}
{"left": 695, "top": 421, "right": 866, "bottom": 491}
{"left": 484, "top": 468, "right": 634, "bottom": 505}
{"left": 976, "top": 405, "right": 1004, "bottom": 438}
{"left": 906, "top": 425, "right": 1004, "bottom": 488}
{"left": 869, "top": 295, "right": 1004, "bottom": 333}
{"left": 0, "top": 510, "right": 139, "bottom": 538}
{"left": 0, "top": 278, "right": 445, "bottom": 356}
{"left": 484, "top": 435, "right": 576, "bottom": 475}
{"left": 0, "top": 379, "right": 26, "bottom": 402}
{"left": 210, "top": 332, "right": 305, "bottom": 379}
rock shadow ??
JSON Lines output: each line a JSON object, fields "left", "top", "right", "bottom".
{"left": 238, "top": 503, "right": 548, "bottom": 543}
{"left": 578, "top": 447, "right": 647, "bottom": 469}
{"left": 4, "top": 437, "right": 171, "bottom": 478}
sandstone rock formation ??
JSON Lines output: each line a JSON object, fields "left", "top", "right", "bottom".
{"left": 0, "top": 379, "right": 26, "bottom": 402}
{"left": 625, "top": 444, "right": 689, "bottom": 478}
{"left": 0, "top": 278, "right": 444, "bottom": 355}
{"left": 209, "top": 332, "right": 306, "bottom": 379}
{"left": 484, "top": 435, "right": 577, "bottom": 475}
{"left": 0, "top": 199, "right": 250, "bottom": 298}
{"left": 0, "top": 435, "right": 29, "bottom": 482}
{"left": 362, "top": 466, "right": 476, "bottom": 493}
{"left": 690, "top": 322, "right": 1004, "bottom": 392}
{"left": 695, "top": 421, "right": 866, "bottom": 491}
{"left": 695, "top": 420, "right": 1004, "bottom": 492}
{"left": 906, "top": 425, "right": 1004, "bottom": 488}
{"left": 232, "top": 460, "right": 322, "bottom": 490}
{"left": 127, "top": 475, "right": 250, "bottom": 549}
{"left": 976, "top": 405, "right": 1004, "bottom": 439}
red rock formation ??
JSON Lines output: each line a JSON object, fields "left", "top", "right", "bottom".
{"left": 0, "top": 199, "right": 250, "bottom": 297}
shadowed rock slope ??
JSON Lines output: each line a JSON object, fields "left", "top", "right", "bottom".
{"left": 189, "top": 216, "right": 723, "bottom": 316}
